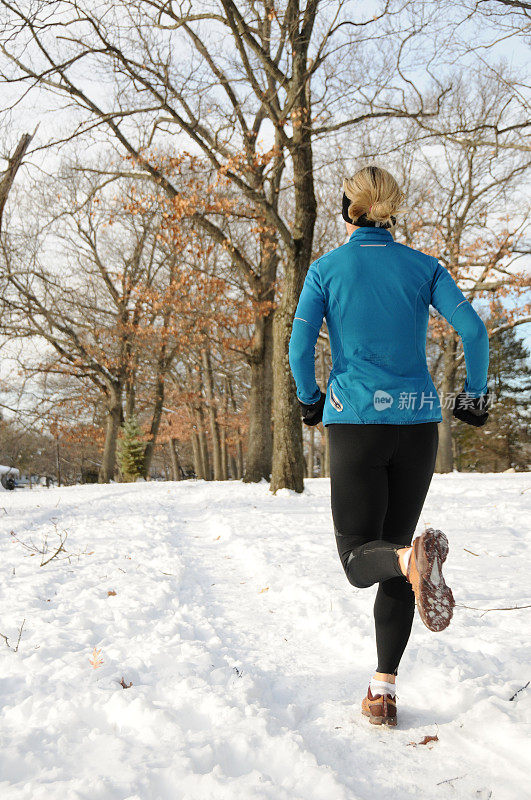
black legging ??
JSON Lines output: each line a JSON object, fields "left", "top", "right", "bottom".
{"left": 328, "top": 422, "right": 439, "bottom": 676}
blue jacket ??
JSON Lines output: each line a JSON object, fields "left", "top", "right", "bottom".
{"left": 288, "top": 226, "right": 489, "bottom": 426}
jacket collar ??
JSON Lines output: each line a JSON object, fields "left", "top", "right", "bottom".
{"left": 348, "top": 227, "right": 394, "bottom": 243}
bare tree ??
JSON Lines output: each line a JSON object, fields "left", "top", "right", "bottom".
{"left": 1, "top": 163, "right": 199, "bottom": 481}
{"left": 0, "top": 0, "right": 454, "bottom": 491}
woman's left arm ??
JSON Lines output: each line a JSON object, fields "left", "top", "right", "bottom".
{"left": 288, "top": 260, "right": 326, "bottom": 405}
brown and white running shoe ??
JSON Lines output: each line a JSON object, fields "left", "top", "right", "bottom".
{"left": 361, "top": 685, "right": 397, "bottom": 726}
{"left": 406, "top": 527, "right": 455, "bottom": 632}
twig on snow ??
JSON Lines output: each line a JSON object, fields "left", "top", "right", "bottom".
{"left": 436, "top": 774, "right": 467, "bottom": 786}
{"left": 40, "top": 534, "right": 68, "bottom": 566}
{"left": 0, "top": 619, "right": 25, "bottom": 652}
{"left": 509, "top": 681, "right": 529, "bottom": 701}
{"left": 455, "top": 602, "right": 531, "bottom": 617}
{"left": 10, "top": 522, "right": 92, "bottom": 566}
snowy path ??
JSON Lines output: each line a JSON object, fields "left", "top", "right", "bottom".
{"left": 0, "top": 475, "right": 529, "bottom": 799}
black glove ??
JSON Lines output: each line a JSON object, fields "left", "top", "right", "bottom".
{"left": 297, "top": 391, "right": 326, "bottom": 426}
{"left": 452, "top": 389, "right": 490, "bottom": 428}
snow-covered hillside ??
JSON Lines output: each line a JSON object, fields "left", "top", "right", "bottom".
{"left": 0, "top": 475, "right": 529, "bottom": 800}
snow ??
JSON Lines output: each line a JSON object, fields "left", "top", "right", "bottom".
{"left": 0, "top": 474, "right": 529, "bottom": 800}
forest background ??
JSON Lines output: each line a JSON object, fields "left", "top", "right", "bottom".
{"left": 0, "top": 0, "right": 529, "bottom": 491}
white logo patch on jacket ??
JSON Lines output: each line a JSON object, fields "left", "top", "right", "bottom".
{"left": 330, "top": 386, "right": 343, "bottom": 411}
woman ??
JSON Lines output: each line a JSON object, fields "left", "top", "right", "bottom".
{"left": 288, "top": 165, "right": 490, "bottom": 727}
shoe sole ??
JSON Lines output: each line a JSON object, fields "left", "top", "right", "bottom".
{"left": 361, "top": 707, "right": 397, "bottom": 726}
{"left": 408, "top": 527, "right": 455, "bottom": 632}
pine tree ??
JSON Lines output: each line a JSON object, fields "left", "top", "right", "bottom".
{"left": 118, "top": 416, "right": 145, "bottom": 482}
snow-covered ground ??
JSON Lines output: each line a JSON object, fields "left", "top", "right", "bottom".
{"left": 0, "top": 474, "right": 529, "bottom": 800}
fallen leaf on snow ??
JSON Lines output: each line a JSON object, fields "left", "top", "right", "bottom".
{"left": 408, "top": 734, "right": 439, "bottom": 746}
{"left": 89, "top": 647, "right": 104, "bottom": 669}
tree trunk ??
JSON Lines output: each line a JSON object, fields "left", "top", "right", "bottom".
{"left": 221, "top": 379, "right": 230, "bottom": 480}
{"left": 308, "top": 426, "right": 315, "bottom": 478}
{"left": 270, "top": 180, "right": 317, "bottom": 490}
{"left": 237, "top": 439, "right": 244, "bottom": 478}
{"left": 243, "top": 297, "right": 275, "bottom": 482}
{"left": 192, "top": 362, "right": 211, "bottom": 480}
{"left": 226, "top": 377, "right": 244, "bottom": 482}
{"left": 219, "top": 426, "right": 227, "bottom": 480}
{"left": 198, "top": 421, "right": 211, "bottom": 480}
{"left": 124, "top": 375, "right": 135, "bottom": 420}
{"left": 435, "top": 335, "right": 458, "bottom": 473}
{"left": 187, "top": 364, "right": 209, "bottom": 480}
{"left": 55, "top": 438, "right": 61, "bottom": 487}
{"left": 0, "top": 132, "right": 34, "bottom": 235}
{"left": 220, "top": 420, "right": 228, "bottom": 481}
{"left": 437, "top": 402, "right": 454, "bottom": 474}
{"left": 270, "top": 44, "right": 317, "bottom": 493}
{"left": 99, "top": 383, "right": 122, "bottom": 483}
{"left": 143, "top": 371, "right": 166, "bottom": 478}
{"left": 191, "top": 424, "right": 204, "bottom": 479}
{"left": 271, "top": 306, "right": 306, "bottom": 493}
{"left": 322, "top": 427, "right": 330, "bottom": 477}
{"left": 168, "top": 438, "right": 181, "bottom": 481}
{"left": 201, "top": 347, "right": 223, "bottom": 480}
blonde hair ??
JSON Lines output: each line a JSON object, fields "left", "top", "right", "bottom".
{"left": 343, "top": 166, "right": 406, "bottom": 226}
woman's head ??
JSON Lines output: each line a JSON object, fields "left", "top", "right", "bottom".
{"left": 342, "top": 165, "right": 405, "bottom": 228}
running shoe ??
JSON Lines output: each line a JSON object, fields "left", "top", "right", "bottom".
{"left": 361, "top": 684, "right": 397, "bottom": 726}
{"left": 406, "top": 527, "right": 455, "bottom": 632}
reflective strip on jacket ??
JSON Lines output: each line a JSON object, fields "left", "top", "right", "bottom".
{"left": 288, "top": 226, "right": 489, "bottom": 426}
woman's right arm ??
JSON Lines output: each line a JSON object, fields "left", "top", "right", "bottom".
{"left": 430, "top": 260, "right": 489, "bottom": 397}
